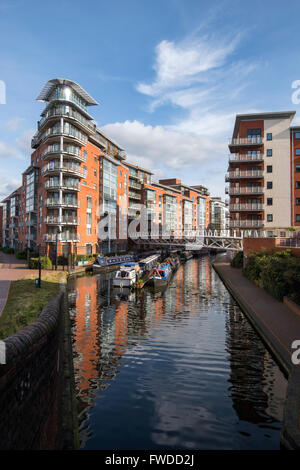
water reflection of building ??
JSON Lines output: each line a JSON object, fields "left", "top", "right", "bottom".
{"left": 69, "top": 256, "right": 222, "bottom": 447}
{"left": 225, "top": 301, "right": 287, "bottom": 425}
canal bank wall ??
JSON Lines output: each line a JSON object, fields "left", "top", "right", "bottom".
{"left": 212, "top": 258, "right": 300, "bottom": 450}
{"left": 0, "top": 289, "right": 78, "bottom": 450}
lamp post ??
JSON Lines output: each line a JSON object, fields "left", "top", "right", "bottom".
{"left": 55, "top": 227, "right": 61, "bottom": 271}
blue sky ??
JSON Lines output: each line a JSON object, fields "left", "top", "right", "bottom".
{"left": 1, "top": 0, "right": 300, "bottom": 199}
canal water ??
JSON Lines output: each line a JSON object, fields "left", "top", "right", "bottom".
{"left": 68, "top": 255, "right": 287, "bottom": 450}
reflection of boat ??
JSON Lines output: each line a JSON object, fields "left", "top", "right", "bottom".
{"left": 180, "top": 251, "right": 193, "bottom": 261}
{"left": 113, "top": 287, "right": 136, "bottom": 301}
{"left": 148, "top": 262, "right": 173, "bottom": 288}
{"left": 113, "top": 262, "right": 140, "bottom": 287}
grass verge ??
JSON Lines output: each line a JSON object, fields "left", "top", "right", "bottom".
{"left": 0, "top": 271, "right": 67, "bottom": 340}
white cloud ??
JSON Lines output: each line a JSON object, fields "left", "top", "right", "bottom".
{"left": 101, "top": 120, "right": 226, "bottom": 181}
{"left": 0, "top": 178, "right": 22, "bottom": 201}
{"left": 4, "top": 117, "right": 24, "bottom": 132}
{"left": 137, "top": 36, "right": 238, "bottom": 98}
{"left": 0, "top": 128, "right": 34, "bottom": 160}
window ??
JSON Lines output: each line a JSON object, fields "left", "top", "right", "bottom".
{"left": 94, "top": 183, "right": 97, "bottom": 190}
{"left": 267, "top": 149, "right": 272, "bottom": 156}
{"left": 94, "top": 155, "right": 98, "bottom": 162}
{"left": 86, "top": 244, "right": 92, "bottom": 255}
{"left": 267, "top": 165, "right": 273, "bottom": 173}
{"left": 267, "top": 133, "right": 272, "bottom": 140}
{"left": 267, "top": 182, "right": 273, "bottom": 189}
{"left": 296, "top": 214, "right": 300, "bottom": 222}
{"left": 295, "top": 149, "right": 300, "bottom": 156}
{"left": 295, "top": 132, "right": 300, "bottom": 139}
{"left": 296, "top": 181, "right": 300, "bottom": 189}
{"left": 120, "top": 170, "right": 122, "bottom": 176}
{"left": 267, "top": 214, "right": 273, "bottom": 222}
{"left": 296, "top": 198, "right": 300, "bottom": 205}
{"left": 94, "top": 169, "right": 97, "bottom": 177}
{"left": 267, "top": 198, "right": 273, "bottom": 205}
{"left": 296, "top": 165, "right": 300, "bottom": 172}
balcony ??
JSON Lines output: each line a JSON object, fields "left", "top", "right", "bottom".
{"left": 43, "top": 232, "right": 80, "bottom": 242}
{"left": 129, "top": 180, "right": 142, "bottom": 190}
{"left": 44, "top": 216, "right": 80, "bottom": 225}
{"left": 45, "top": 180, "right": 80, "bottom": 191}
{"left": 38, "top": 107, "right": 93, "bottom": 135}
{"left": 228, "top": 153, "right": 264, "bottom": 163}
{"left": 229, "top": 220, "right": 264, "bottom": 228}
{"left": 41, "top": 146, "right": 87, "bottom": 163}
{"left": 42, "top": 163, "right": 87, "bottom": 178}
{"left": 26, "top": 218, "right": 37, "bottom": 226}
{"left": 227, "top": 186, "right": 264, "bottom": 196}
{"left": 45, "top": 199, "right": 80, "bottom": 208}
{"left": 229, "top": 137, "right": 263, "bottom": 148}
{"left": 225, "top": 170, "right": 263, "bottom": 181}
{"left": 32, "top": 125, "right": 88, "bottom": 148}
{"left": 129, "top": 191, "right": 141, "bottom": 200}
{"left": 229, "top": 203, "right": 263, "bottom": 212}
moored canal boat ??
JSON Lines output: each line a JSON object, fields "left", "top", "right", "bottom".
{"left": 148, "top": 262, "right": 173, "bottom": 288}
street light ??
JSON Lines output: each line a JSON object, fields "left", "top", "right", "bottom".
{"left": 55, "top": 227, "right": 61, "bottom": 271}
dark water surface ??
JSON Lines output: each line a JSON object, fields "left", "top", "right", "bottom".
{"left": 68, "top": 256, "right": 287, "bottom": 450}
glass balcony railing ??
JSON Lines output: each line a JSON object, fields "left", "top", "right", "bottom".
{"left": 43, "top": 232, "right": 81, "bottom": 242}
{"left": 228, "top": 153, "right": 264, "bottom": 162}
{"left": 42, "top": 163, "right": 87, "bottom": 178}
{"left": 45, "top": 199, "right": 80, "bottom": 208}
{"left": 44, "top": 216, "right": 80, "bottom": 225}
{"left": 229, "top": 137, "right": 263, "bottom": 146}
{"left": 225, "top": 170, "right": 263, "bottom": 180}
{"left": 229, "top": 204, "right": 263, "bottom": 211}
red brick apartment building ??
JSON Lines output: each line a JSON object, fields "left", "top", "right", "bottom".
{"left": 1, "top": 78, "right": 220, "bottom": 257}
{"left": 227, "top": 111, "right": 300, "bottom": 234}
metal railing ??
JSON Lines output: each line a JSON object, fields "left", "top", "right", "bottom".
{"left": 43, "top": 233, "right": 81, "bottom": 242}
{"left": 226, "top": 170, "right": 263, "bottom": 180}
{"left": 227, "top": 186, "right": 264, "bottom": 195}
{"left": 229, "top": 220, "right": 264, "bottom": 228}
{"left": 45, "top": 199, "right": 80, "bottom": 208}
{"left": 228, "top": 153, "right": 264, "bottom": 162}
{"left": 229, "top": 204, "right": 263, "bottom": 211}
{"left": 229, "top": 137, "right": 263, "bottom": 146}
{"left": 42, "top": 163, "right": 87, "bottom": 178}
{"left": 44, "top": 216, "right": 80, "bottom": 225}
{"left": 44, "top": 181, "right": 80, "bottom": 191}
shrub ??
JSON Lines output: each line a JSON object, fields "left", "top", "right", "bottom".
{"left": 15, "top": 249, "right": 27, "bottom": 260}
{"left": 29, "top": 256, "right": 52, "bottom": 269}
{"left": 230, "top": 251, "right": 243, "bottom": 268}
{"left": 243, "top": 250, "right": 300, "bottom": 303}
{"left": 2, "top": 247, "right": 15, "bottom": 254}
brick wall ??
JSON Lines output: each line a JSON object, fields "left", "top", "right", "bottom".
{"left": 0, "top": 292, "right": 68, "bottom": 449}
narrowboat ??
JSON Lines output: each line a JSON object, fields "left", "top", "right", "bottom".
{"left": 113, "top": 262, "right": 140, "bottom": 288}
{"left": 138, "top": 253, "right": 161, "bottom": 273}
{"left": 92, "top": 254, "right": 136, "bottom": 273}
{"left": 148, "top": 262, "right": 173, "bottom": 288}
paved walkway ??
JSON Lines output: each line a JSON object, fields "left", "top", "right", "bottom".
{"left": 0, "top": 253, "right": 38, "bottom": 316}
{"left": 213, "top": 258, "right": 300, "bottom": 375}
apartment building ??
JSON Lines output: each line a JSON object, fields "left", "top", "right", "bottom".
{"left": 1, "top": 78, "right": 220, "bottom": 256}
{"left": 3, "top": 78, "right": 131, "bottom": 256}
{"left": 158, "top": 179, "right": 211, "bottom": 232}
{"left": 227, "top": 111, "right": 300, "bottom": 233}
{"left": 210, "top": 197, "right": 228, "bottom": 231}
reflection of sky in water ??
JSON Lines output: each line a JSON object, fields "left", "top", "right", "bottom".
{"left": 69, "top": 257, "right": 287, "bottom": 450}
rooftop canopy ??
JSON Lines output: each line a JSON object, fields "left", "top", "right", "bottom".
{"left": 36, "top": 78, "right": 99, "bottom": 106}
